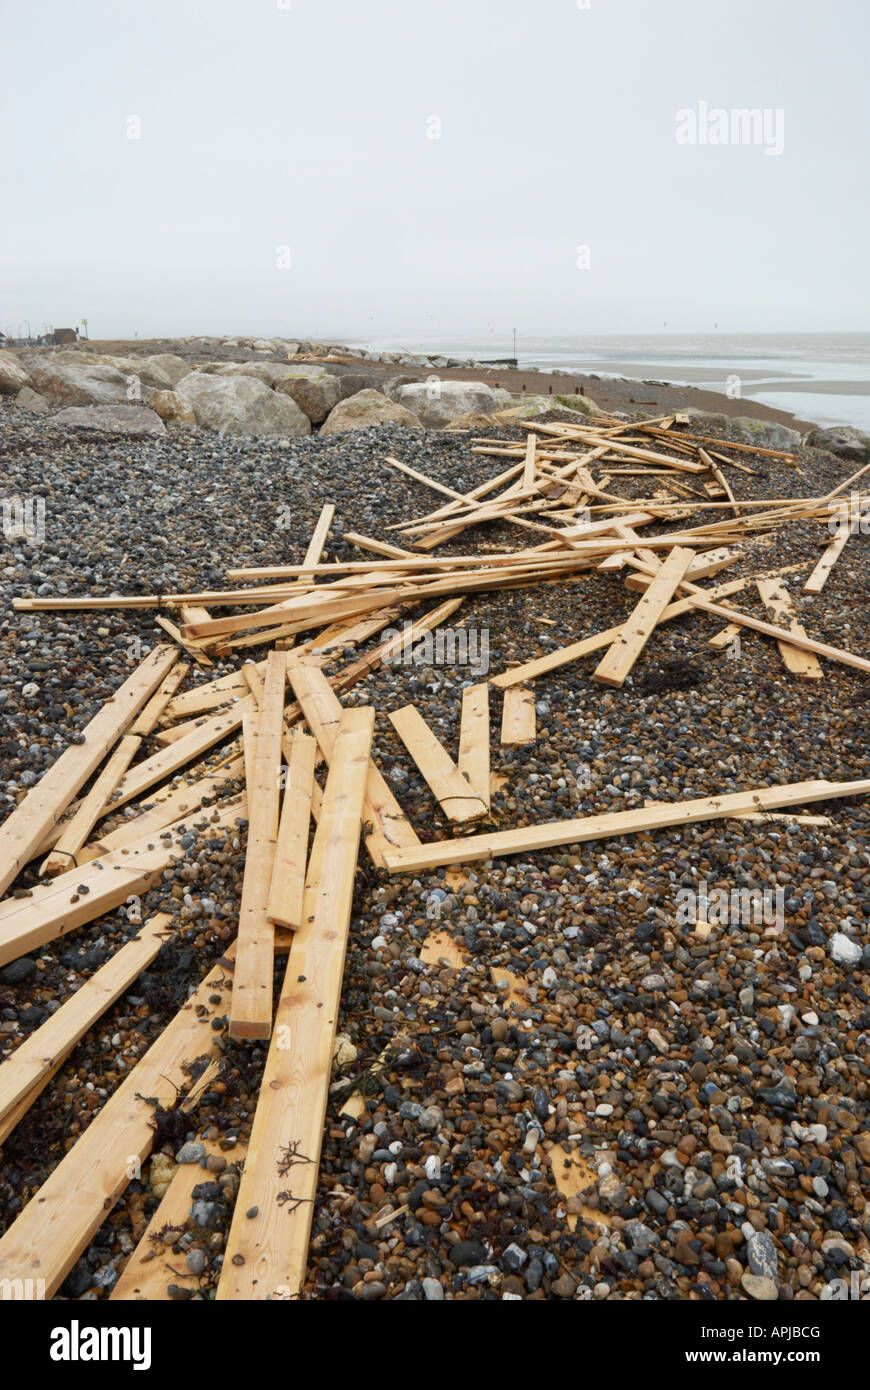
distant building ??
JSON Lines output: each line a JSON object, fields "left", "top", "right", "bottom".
{"left": 53, "top": 327, "right": 78, "bottom": 345}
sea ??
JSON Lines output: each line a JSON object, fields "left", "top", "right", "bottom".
{"left": 356, "top": 333, "right": 870, "bottom": 431}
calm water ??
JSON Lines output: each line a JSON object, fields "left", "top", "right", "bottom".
{"left": 361, "top": 333, "right": 870, "bottom": 430}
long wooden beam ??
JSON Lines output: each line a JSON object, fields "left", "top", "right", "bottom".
{"left": 216, "top": 708, "right": 374, "bottom": 1300}
{"left": 388, "top": 705, "right": 488, "bottom": 823}
{"left": 383, "top": 778, "right": 870, "bottom": 873}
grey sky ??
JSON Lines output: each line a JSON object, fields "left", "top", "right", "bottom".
{"left": 2, "top": 0, "right": 867, "bottom": 341}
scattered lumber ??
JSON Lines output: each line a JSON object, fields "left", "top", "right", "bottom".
{"left": 593, "top": 546, "right": 695, "bottom": 686}
{"left": 755, "top": 578, "right": 823, "bottom": 679}
{"left": 501, "top": 685, "right": 537, "bottom": 745}
{"left": 39, "top": 733, "right": 143, "bottom": 876}
{"left": 804, "top": 517, "right": 852, "bottom": 594}
{"left": 216, "top": 707, "right": 375, "bottom": 1300}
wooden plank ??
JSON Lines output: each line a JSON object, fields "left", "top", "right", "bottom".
{"left": 523, "top": 433, "right": 538, "bottom": 490}
{"left": 111, "top": 700, "right": 255, "bottom": 810}
{"left": 266, "top": 730, "right": 316, "bottom": 931}
{"left": 111, "top": 1140, "right": 246, "bottom": 1300}
{"left": 40, "top": 734, "right": 143, "bottom": 877}
{"left": 490, "top": 577, "right": 749, "bottom": 688}
{"left": 458, "top": 684, "right": 490, "bottom": 812}
{"left": 501, "top": 685, "right": 536, "bottom": 746}
{"left": 216, "top": 708, "right": 375, "bottom": 1300}
{"left": 755, "top": 578, "right": 824, "bottom": 679}
{"left": 298, "top": 503, "right": 335, "bottom": 583}
{"left": 0, "top": 914, "right": 172, "bottom": 1128}
{"left": 0, "top": 645, "right": 177, "bottom": 900}
{"left": 230, "top": 651, "right": 286, "bottom": 1041}
{"left": 0, "top": 949, "right": 235, "bottom": 1298}
{"left": 286, "top": 664, "right": 419, "bottom": 868}
{"left": 388, "top": 705, "right": 488, "bottom": 824}
{"left": 242, "top": 663, "right": 265, "bottom": 707}
{"left": 129, "top": 662, "right": 190, "bottom": 736}
{"left": 593, "top": 546, "right": 695, "bottom": 687}
{"left": 383, "top": 778, "right": 870, "bottom": 874}
{"left": 686, "top": 597, "right": 870, "bottom": 675}
{"left": 804, "top": 518, "right": 852, "bottom": 594}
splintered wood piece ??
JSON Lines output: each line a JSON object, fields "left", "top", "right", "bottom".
{"left": 0, "top": 948, "right": 235, "bottom": 1298}
{"left": 593, "top": 546, "right": 695, "bottom": 687}
{"left": 382, "top": 777, "right": 870, "bottom": 873}
{"left": 40, "top": 733, "right": 143, "bottom": 877}
{"left": 0, "top": 645, "right": 177, "bottom": 900}
{"left": 286, "top": 663, "right": 419, "bottom": 868}
{"left": 388, "top": 705, "right": 488, "bottom": 824}
{"left": 216, "top": 708, "right": 374, "bottom": 1301}
{"left": 111, "top": 1139, "right": 246, "bottom": 1300}
{"left": 266, "top": 730, "right": 316, "bottom": 930}
{"left": 755, "top": 578, "right": 823, "bottom": 679}
{"left": 420, "top": 930, "right": 469, "bottom": 968}
{"left": 458, "top": 683, "right": 491, "bottom": 812}
{"left": 230, "top": 651, "right": 287, "bottom": 1041}
{"left": 82, "top": 754, "right": 245, "bottom": 860}
{"left": 0, "top": 914, "right": 172, "bottom": 1129}
{"left": 804, "top": 518, "right": 852, "bottom": 594}
{"left": 242, "top": 663, "right": 266, "bottom": 706}
{"left": 129, "top": 662, "right": 190, "bottom": 736}
{"left": 500, "top": 686, "right": 536, "bottom": 745}
{"left": 490, "top": 577, "right": 749, "bottom": 687}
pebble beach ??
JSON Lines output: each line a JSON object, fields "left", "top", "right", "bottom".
{"left": 0, "top": 345, "right": 869, "bottom": 1304}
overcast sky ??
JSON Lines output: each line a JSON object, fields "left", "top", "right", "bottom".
{"left": 2, "top": 0, "right": 867, "bottom": 342}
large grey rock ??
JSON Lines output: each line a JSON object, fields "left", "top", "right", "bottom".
{"left": 320, "top": 389, "right": 422, "bottom": 435}
{"left": 685, "top": 408, "right": 731, "bottom": 435}
{"left": 336, "top": 370, "right": 385, "bottom": 400}
{"left": 87, "top": 355, "right": 174, "bottom": 395}
{"left": 728, "top": 416, "right": 802, "bottom": 451}
{"left": 206, "top": 361, "right": 296, "bottom": 387}
{"left": 0, "top": 350, "right": 30, "bottom": 395}
{"left": 274, "top": 368, "right": 341, "bottom": 424}
{"left": 804, "top": 425, "right": 870, "bottom": 462}
{"left": 142, "top": 353, "right": 192, "bottom": 387}
{"left": 173, "top": 372, "right": 310, "bottom": 437}
{"left": 24, "top": 355, "right": 130, "bottom": 407}
{"left": 14, "top": 386, "right": 49, "bottom": 414}
{"left": 46, "top": 404, "right": 167, "bottom": 437}
{"left": 396, "top": 380, "right": 512, "bottom": 428}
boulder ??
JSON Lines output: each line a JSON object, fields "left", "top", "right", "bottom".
{"left": 320, "top": 389, "right": 422, "bottom": 435}
{"left": 46, "top": 404, "right": 167, "bottom": 436}
{"left": 395, "top": 381, "right": 513, "bottom": 428}
{"left": 14, "top": 386, "right": 49, "bottom": 414}
{"left": 0, "top": 350, "right": 30, "bottom": 395}
{"left": 207, "top": 361, "right": 297, "bottom": 387}
{"left": 24, "top": 355, "right": 130, "bottom": 407}
{"left": 142, "top": 353, "right": 195, "bottom": 387}
{"left": 804, "top": 425, "right": 870, "bottom": 462}
{"left": 336, "top": 370, "right": 386, "bottom": 400}
{"left": 381, "top": 374, "right": 418, "bottom": 403}
{"left": 728, "top": 416, "right": 802, "bottom": 452}
{"left": 684, "top": 408, "right": 731, "bottom": 436}
{"left": 173, "top": 372, "right": 310, "bottom": 437}
{"left": 149, "top": 390, "right": 197, "bottom": 429}
{"left": 274, "top": 369, "right": 341, "bottom": 424}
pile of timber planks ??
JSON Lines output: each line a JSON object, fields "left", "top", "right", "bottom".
{"left": 0, "top": 417, "right": 868, "bottom": 1301}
